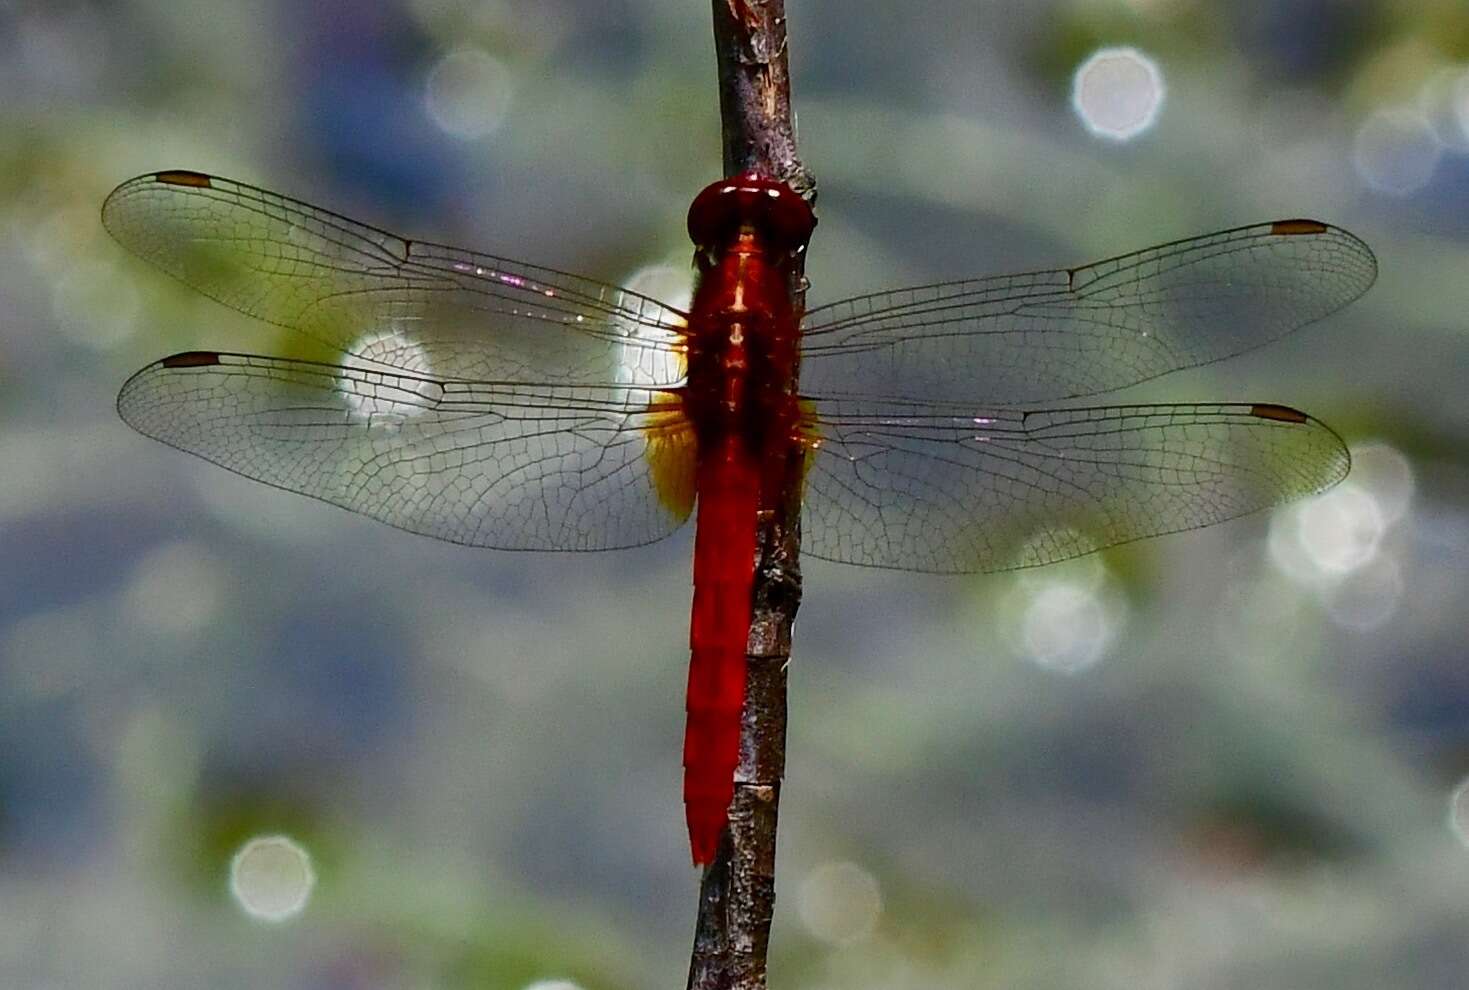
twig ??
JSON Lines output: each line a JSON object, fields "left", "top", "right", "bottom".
{"left": 710, "top": 0, "right": 816, "bottom": 199}
{"left": 687, "top": 2, "right": 814, "bottom": 988}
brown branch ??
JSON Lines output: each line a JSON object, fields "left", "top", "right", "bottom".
{"left": 688, "top": 2, "right": 814, "bottom": 988}
{"left": 710, "top": 0, "right": 816, "bottom": 197}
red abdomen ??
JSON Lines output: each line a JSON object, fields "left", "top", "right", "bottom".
{"left": 684, "top": 439, "right": 760, "bottom": 865}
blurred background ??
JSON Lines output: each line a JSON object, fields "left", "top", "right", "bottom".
{"left": 2, "top": 0, "right": 1469, "bottom": 987}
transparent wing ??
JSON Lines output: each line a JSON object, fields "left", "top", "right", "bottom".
{"left": 102, "top": 171, "right": 687, "bottom": 387}
{"left": 800, "top": 397, "right": 1348, "bottom": 573}
{"left": 118, "top": 351, "right": 697, "bottom": 550}
{"left": 800, "top": 220, "right": 1375, "bottom": 404}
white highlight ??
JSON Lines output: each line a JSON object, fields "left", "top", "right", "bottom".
{"left": 798, "top": 861, "right": 882, "bottom": 945}
{"left": 343, "top": 328, "right": 438, "bottom": 423}
{"left": 1268, "top": 444, "right": 1411, "bottom": 585}
{"left": 1353, "top": 108, "right": 1441, "bottom": 195}
{"left": 1071, "top": 47, "right": 1165, "bottom": 141}
{"left": 229, "top": 835, "right": 315, "bottom": 923}
{"left": 425, "top": 48, "right": 515, "bottom": 140}
{"left": 1296, "top": 484, "right": 1385, "bottom": 574}
{"left": 1349, "top": 441, "right": 1415, "bottom": 525}
{"left": 1417, "top": 66, "right": 1469, "bottom": 151}
{"left": 349, "top": 326, "right": 434, "bottom": 374}
{"left": 522, "top": 982, "right": 585, "bottom": 990}
{"left": 1020, "top": 582, "right": 1112, "bottom": 673}
{"left": 1266, "top": 443, "right": 1414, "bottom": 629}
{"left": 1456, "top": 70, "right": 1469, "bottom": 145}
{"left": 1450, "top": 778, "right": 1469, "bottom": 849}
{"left": 122, "top": 541, "right": 224, "bottom": 638}
{"left": 613, "top": 262, "right": 689, "bottom": 388}
{"left": 1003, "top": 554, "right": 1125, "bottom": 674}
{"left": 1268, "top": 482, "right": 1384, "bottom": 583}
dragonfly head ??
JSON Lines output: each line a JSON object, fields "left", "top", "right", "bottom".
{"left": 687, "top": 171, "right": 816, "bottom": 256}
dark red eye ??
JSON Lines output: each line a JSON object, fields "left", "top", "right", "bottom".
{"left": 687, "top": 172, "right": 815, "bottom": 251}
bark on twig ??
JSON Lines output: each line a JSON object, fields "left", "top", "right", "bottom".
{"left": 710, "top": 0, "right": 816, "bottom": 198}
{"left": 688, "top": 2, "right": 814, "bottom": 987}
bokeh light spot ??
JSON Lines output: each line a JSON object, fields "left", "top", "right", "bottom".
{"left": 1269, "top": 482, "right": 1385, "bottom": 584}
{"left": 343, "top": 329, "right": 438, "bottom": 422}
{"left": 425, "top": 48, "right": 514, "bottom": 140}
{"left": 1449, "top": 779, "right": 1469, "bottom": 849}
{"left": 1417, "top": 66, "right": 1469, "bottom": 151}
{"left": 798, "top": 860, "right": 882, "bottom": 945}
{"left": 1071, "top": 47, "right": 1165, "bottom": 141}
{"left": 229, "top": 835, "right": 316, "bottom": 923}
{"left": 1454, "top": 69, "right": 1469, "bottom": 144}
{"left": 1021, "top": 583, "right": 1109, "bottom": 673}
{"left": 522, "top": 982, "right": 584, "bottom": 990}
{"left": 621, "top": 262, "right": 693, "bottom": 316}
{"left": 1298, "top": 485, "right": 1385, "bottom": 574}
{"left": 350, "top": 327, "right": 433, "bottom": 375}
{"left": 1352, "top": 108, "right": 1440, "bottom": 195}
{"left": 1002, "top": 556, "right": 1125, "bottom": 674}
{"left": 1348, "top": 441, "right": 1414, "bottom": 525}
{"left": 614, "top": 261, "right": 689, "bottom": 387}
{"left": 122, "top": 541, "right": 224, "bottom": 638}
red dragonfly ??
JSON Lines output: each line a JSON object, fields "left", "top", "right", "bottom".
{"left": 104, "top": 169, "right": 1375, "bottom": 865}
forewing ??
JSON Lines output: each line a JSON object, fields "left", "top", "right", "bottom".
{"left": 800, "top": 221, "right": 1375, "bottom": 404}
{"left": 118, "top": 351, "right": 697, "bottom": 550}
{"left": 800, "top": 397, "right": 1348, "bottom": 573}
{"left": 102, "top": 171, "right": 687, "bottom": 387}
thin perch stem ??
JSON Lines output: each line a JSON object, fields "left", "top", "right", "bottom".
{"left": 687, "top": 2, "right": 814, "bottom": 988}
{"left": 710, "top": 0, "right": 816, "bottom": 197}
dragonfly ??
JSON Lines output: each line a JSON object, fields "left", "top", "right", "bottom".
{"left": 103, "top": 169, "right": 1376, "bottom": 865}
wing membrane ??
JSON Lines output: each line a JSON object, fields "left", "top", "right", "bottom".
{"left": 800, "top": 397, "right": 1349, "bottom": 573}
{"left": 102, "top": 172, "right": 687, "bottom": 387}
{"left": 109, "top": 176, "right": 1363, "bottom": 567}
{"left": 117, "top": 351, "right": 696, "bottom": 550}
{"left": 800, "top": 221, "right": 1375, "bottom": 404}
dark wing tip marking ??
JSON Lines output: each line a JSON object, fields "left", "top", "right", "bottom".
{"left": 1250, "top": 402, "right": 1310, "bottom": 424}
{"left": 160, "top": 351, "right": 222, "bottom": 368}
{"left": 153, "top": 170, "right": 214, "bottom": 188}
{"left": 1270, "top": 218, "right": 1329, "bottom": 236}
